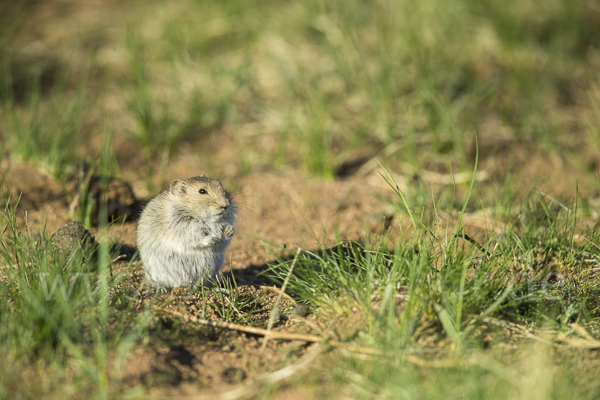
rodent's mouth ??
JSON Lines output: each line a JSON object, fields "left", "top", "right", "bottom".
{"left": 216, "top": 206, "right": 229, "bottom": 216}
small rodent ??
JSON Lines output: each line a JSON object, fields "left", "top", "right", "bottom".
{"left": 137, "top": 175, "right": 236, "bottom": 288}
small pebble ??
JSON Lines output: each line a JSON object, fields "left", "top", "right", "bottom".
{"left": 291, "top": 304, "right": 309, "bottom": 318}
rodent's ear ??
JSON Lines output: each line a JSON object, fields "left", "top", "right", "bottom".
{"left": 170, "top": 180, "right": 187, "bottom": 196}
{"left": 199, "top": 174, "right": 206, "bottom": 178}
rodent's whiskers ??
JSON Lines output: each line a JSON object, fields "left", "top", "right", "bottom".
{"left": 233, "top": 205, "right": 255, "bottom": 226}
{"left": 230, "top": 195, "right": 257, "bottom": 226}
{"left": 233, "top": 201, "right": 255, "bottom": 215}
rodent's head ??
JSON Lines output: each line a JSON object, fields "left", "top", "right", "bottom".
{"left": 168, "top": 175, "right": 235, "bottom": 223}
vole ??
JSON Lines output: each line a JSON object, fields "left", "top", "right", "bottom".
{"left": 137, "top": 175, "right": 236, "bottom": 288}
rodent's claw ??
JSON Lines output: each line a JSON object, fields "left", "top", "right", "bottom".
{"left": 223, "top": 225, "right": 235, "bottom": 238}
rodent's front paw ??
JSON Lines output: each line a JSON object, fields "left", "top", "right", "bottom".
{"left": 222, "top": 225, "right": 235, "bottom": 239}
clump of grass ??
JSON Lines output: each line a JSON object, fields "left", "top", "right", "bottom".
{"left": 266, "top": 168, "right": 600, "bottom": 396}
{"left": 304, "top": 105, "right": 334, "bottom": 179}
{"left": 0, "top": 181, "right": 146, "bottom": 398}
{"left": 125, "top": 28, "right": 237, "bottom": 191}
{"left": 69, "top": 130, "right": 123, "bottom": 229}
{"left": 125, "top": 30, "right": 182, "bottom": 192}
{"left": 0, "top": 65, "right": 90, "bottom": 181}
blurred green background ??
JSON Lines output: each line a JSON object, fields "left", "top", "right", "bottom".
{"left": 1, "top": 0, "right": 599, "bottom": 190}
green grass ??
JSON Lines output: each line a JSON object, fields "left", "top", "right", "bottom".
{"left": 0, "top": 68, "right": 90, "bottom": 181}
{"left": 265, "top": 176, "right": 600, "bottom": 398}
{"left": 3, "top": 168, "right": 599, "bottom": 397}
{"left": 1, "top": 0, "right": 600, "bottom": 397}
{"left": 0, "top": 184, "right": 146, "bottom": 398}
{"left": 3, "top": 0, "right": 596, "bottom": 177}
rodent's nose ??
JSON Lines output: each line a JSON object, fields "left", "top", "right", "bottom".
{"left": 218, "top": 204, "right": 229, "bottom": 214}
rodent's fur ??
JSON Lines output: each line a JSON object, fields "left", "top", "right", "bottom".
{"left": 137, "top": 175, "right": 235, "bottom": 287}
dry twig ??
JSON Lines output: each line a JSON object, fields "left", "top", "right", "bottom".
{"left": 260, "top": 247, "right": 301, "bottom": 352}
{"left": 168, "top": 309, "right": 382, "bottom": 355}
{"left": 167, "top": 310, "right": 490, "bottom": 367}
{"left": 554, "top": 324, "right": 600, "bottom": 349}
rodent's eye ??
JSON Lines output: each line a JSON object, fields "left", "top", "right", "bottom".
{"left": 199, "top": 189, "right": 208, "bottom": 195}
